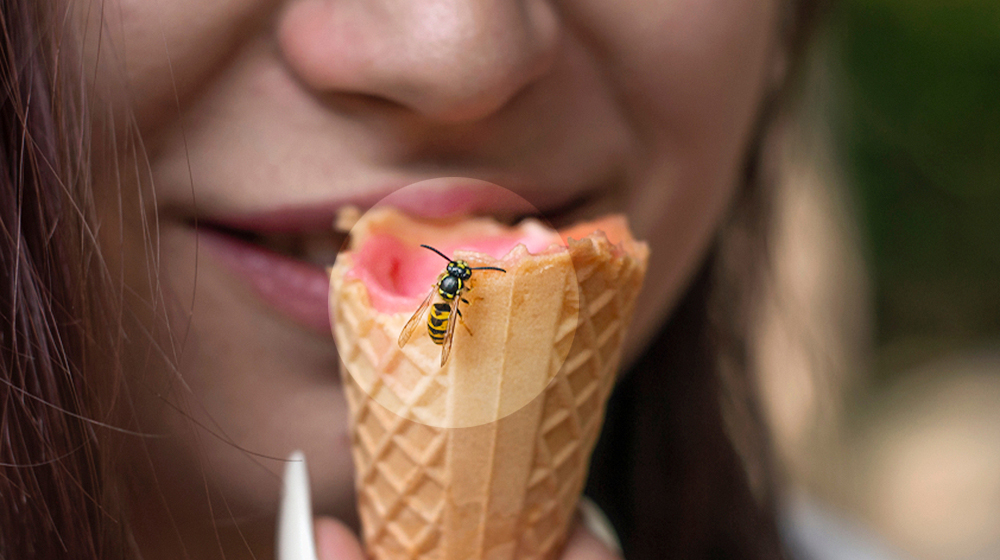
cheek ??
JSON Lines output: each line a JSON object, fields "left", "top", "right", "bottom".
{"left": 572, "top": 0, "right": 781, "bottom": 229}
{"left": 617, "top": 0, "right": 780, "bottom": 242}
{"left": 568, "top": 0, "right": 780, "bottom": 156}
{"left": 76, "top": 0, "right": 269, "bottom": 131}
{"left": 572, "top": 0, "right": 781, "bottom": 348}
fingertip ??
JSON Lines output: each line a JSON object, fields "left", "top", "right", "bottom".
{"left": 314, "top": 517, "right": 366, "bottom": 560}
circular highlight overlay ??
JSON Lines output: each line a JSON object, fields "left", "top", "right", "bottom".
{"left": 330, "top": 179, "right": 580, "bottom": 428}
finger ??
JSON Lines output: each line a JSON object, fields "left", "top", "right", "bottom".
{"left": 315, "top": 517, "right": 366, "bottom": 560}
{"left": 561, "top": 520, "right": 624, "bottom": 560}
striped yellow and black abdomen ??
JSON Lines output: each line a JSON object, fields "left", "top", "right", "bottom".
{"left": 427, "top": 302, "right": 452, "bottom": 345}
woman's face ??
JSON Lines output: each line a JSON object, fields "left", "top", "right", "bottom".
{"left": 80, "top": 0, "right": 784, "bottom": 555}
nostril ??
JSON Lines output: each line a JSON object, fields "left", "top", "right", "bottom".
{"left": 277, "top": 0, "right": 561, "bottom": 122}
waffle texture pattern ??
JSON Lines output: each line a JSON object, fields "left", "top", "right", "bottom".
{"left": 333, "top": 230, "right": 647, "bottom": 560}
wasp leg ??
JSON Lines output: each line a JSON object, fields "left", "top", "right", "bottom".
{"left": 463, "top": 285, "right": 485, "bottom": 304}
{"left": 461, "top": 292, "right": 483, "bottom": 306}
{"left": 456, "top": 310, "right": 474, "bottom": 336}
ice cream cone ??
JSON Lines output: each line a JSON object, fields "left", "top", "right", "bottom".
{"left": 330, "top": 209, "right": 648, "bottom": 560}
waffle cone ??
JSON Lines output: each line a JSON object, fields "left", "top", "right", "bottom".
{"left": 330, "top": 209, "right": 648, "bottom": 560}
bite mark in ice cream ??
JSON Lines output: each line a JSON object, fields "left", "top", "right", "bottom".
{"left": 346, "top": 219, "right": 566, "bottom": 314}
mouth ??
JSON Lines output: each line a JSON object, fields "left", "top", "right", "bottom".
{"left": 189, "top": 182, "right": 603, "bottom": 334}
{"left": 197, "top": 223, "right": 348, "bottom": 269}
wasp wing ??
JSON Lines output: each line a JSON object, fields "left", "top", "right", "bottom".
{"left": 439, "top": 294, "right": 463, "bottom": 366}
{"left": 398, "top": 289, "right": 435, "bottom": 348}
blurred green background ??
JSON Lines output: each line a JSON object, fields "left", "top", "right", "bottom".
{"left": 833, "top": 0, "right": 1000, "bottom": 381}
{"left": 788, "top": 5, "right": 1000, "bottom": 557}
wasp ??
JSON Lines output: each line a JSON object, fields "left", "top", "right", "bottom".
{"left": 397, "top": 245, "right": 507, "bottom": 366}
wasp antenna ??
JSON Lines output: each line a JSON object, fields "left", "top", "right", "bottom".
{"left": 420, "top": 244, "right": 453, "bottom": 262}
{"left": 471, "top": 266, "right": 507, "bottom": 273}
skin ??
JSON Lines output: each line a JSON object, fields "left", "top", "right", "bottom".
{"left": 76, "top": 0, "right": 787, "bottom": 558}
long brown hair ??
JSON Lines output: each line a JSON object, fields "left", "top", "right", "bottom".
{"left": 1, "top": 1, "right": 829, "bottom": 558}
{"left": 1, "top": 1, "right": 128, "bottom": 558}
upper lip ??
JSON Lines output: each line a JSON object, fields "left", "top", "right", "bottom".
{"left": 189, "top": 178, "right": 601, "bottom": 237}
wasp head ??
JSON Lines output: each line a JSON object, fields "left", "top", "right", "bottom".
{"left": 448, "top": 261, "right": 472, "bottom": 280}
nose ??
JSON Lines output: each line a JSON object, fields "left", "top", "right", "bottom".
{"left": 278, "top": 0, "right": 561, "bottom": 122}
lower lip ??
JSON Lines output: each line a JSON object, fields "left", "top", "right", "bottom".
{"left": 195, "top": 226, "right": 333, "bottom": 335}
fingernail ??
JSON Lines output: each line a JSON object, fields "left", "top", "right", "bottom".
{"left": 578, "top": 496, "right": 623, "bottom": 555}
{"left": 277, "top": 450, "right": 319, "bottom": 560}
